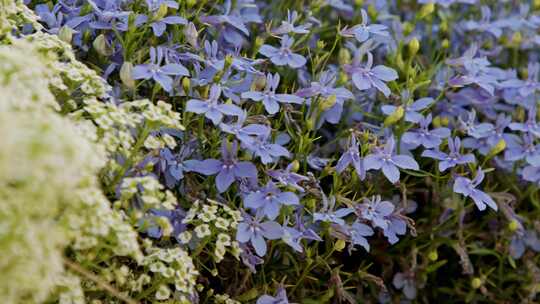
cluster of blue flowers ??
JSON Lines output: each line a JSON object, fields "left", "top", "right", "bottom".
{"left": 26, "top": 0, "right": 540, "bottom": 302}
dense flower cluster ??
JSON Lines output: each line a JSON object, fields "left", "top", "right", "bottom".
{"left": 2, "top": 0, "right": 540, "bottom": 302}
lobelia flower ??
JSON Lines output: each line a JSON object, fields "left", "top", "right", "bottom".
{"left": 296, "top": 70, "right": 354, "bottom": 125}
{"left": 185, "top": 141, "right": 257, "bottom": 193}
{"left": 236, "top": 213, "right": 283, "bottom": 257}
{"left": 186, "top": 84, "right": 243, "bottom": 125}
{"left": 148, "top": 15, "right": 187, "bottom": 37}
{"left": 348, "top": 222, "right": 374, "bottom": 251}
{"left": 199, "top": 0, "right": 256, "bottom": 46}
{"left": 335, "top": 136, "right": 366, "bottom": 180}
{"left": 344, "top": 50, "right": 398, "bottom": 97}
{"left": 446, "top": 44, "right": 501, "bottom": 95}
{"left": 133, "top": 47, "right": 190, "bottom": 92}
{"left": 267, "top": 162, "right": 309, "bottom": 192}
{"left": 508, "top": 106, "right": 540, "bottom": 137}
{"left": 462, "top": 6, "right": 504, "bottom": 38}
{"left": 364, "top": 136, "right": 420, "bottom": 184}
{"left": 272, "top": 10, "right": 311, "bottom": 35}
{"left": 422, "top": 137, "right": 476, "bottom": 172}
{"left": 86, "top": 0, "right": 131, "bottom": 31}
{"left": 220, "top": 111, "right": 270, "bottom": 145}
{"left": 145, "top": 0, "right": 179, "bottom": 11}
{"left": 522, "top": 165, "right": 540, "bottom": 184}
{"left": 453, "top": 168, "right": 498, "bottom": 211}
{"left": 257, "top": 287, "right": 290, "bottom": 304}
{"left": 509, "top": 229, "right": 540, "bottom": 259}
{"left": 458, "top": 110, "right": 494, "bottom": 139}
{"left": 239, "top": 243, "right": 264, "bottom": 272}
{"left": 258, "top": 35, "right": 307, "bottom": 68}
{"left": 356, "top": 195, "right": 394, "bottom": 229}
{"left": 244, "top": 134, "right": 291, "bottom": 164}
{"left": 313, "top": 194, "right": 354, "bottom": 226}
{"left": 504, "top": 133, "right": 540, "bottom": 165}
{"left": 340, "top": 9, "right": 389, "bottom": 43}
{"left": 402, "top": 114, "right": 451, "bottom": 149}
{"left": 418, "top": 0, "right": 476, "bottom": 8}
{"left": 242, "top": 73, "right": 304, "bottom": 114}
{"left": 500, "top": 63, "right": 540, "bottom": 97}
{"left": 381, "top": 97, "right": 435, "bottom": 123}
{"left": 244, "top": 182, "right": 300, "bottom": 220}
{"left": 485, "top": 114, "right": 521, "bottom": 149}
{"left": 393, "top": 272, "right": 417, "bottom": 300}
{"left": 383, "top": 214, "right": 408, "bottom": 244}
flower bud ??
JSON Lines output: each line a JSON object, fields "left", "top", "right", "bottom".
{"left": 487, "top": 139, "right": 506, "bottom": 157}
{"left": 334, "top": 239, "right": 346, "bottom": 251}
{"left": 508, "top": 220, "right": 520, "bottom": 232}
{"left": 535, "top": 0, "right": 540, "bottom": 9}
{"left": 403, "top": 22, "right": 414, "bottom": 37}
{"left": 338, "top": 48, "right": 351, "bottom": 65}
{"left": 442, "top": 39, "right": 450, "bottom": 49}
{"left": 182, "top": 77, "right": 191, "bottom": 93}
{"left": 224, "top": 54, "right": 234, "bottom": 70}
{"left": 58, "top": 26, "right": 73, "bottom": 43}
{"left": 320, "top": 94, "right": 337, "bottom": 111}
{"left": 511, "top": 32, "right": 522, "bottom": 46}
{"left": 290, "top": 160, "right": 300, "bottom": 172}
{"left": 471, "top": 277, "right": 482, "bottom": 289}
{"left": 428, "top": 250, "right": 438, "bottom": 261}
{"left": 419, "top": 3, "right": 435, "bottom": 19}
{"left": 316, "top": 40, "right": 326, "bottom": 50}
{"left": 384, "top": 106, "right": 404, "bottom": 126}
{"left": 155, "top": 3, "right": 168, "bottom": 20}
{"left": 408, "top": 37, "right": 420, "bottom": 57}
{"left": 120, "top": 62, "right": 135, "bottom": 89}
{"left": 186, "top": 0, "right": 197, "bottom": 8}
{"left": 184, "top": 22, "right": 199, "bottom": 48}
{"left": 93, "top": 34, "right": 112, "bottom": 56}
{"left": 254, "top": 37, "right": 265, "bottom": 51}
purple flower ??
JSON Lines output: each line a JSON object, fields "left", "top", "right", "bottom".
{"left": 133, "top": 47, "right": 189, "bottom": 92}
{"left": 145, "top": 0, "right": 179, "bottom": 11}
{"left": 508, "top": 106, "right": 540, "bottom": 137}
{"left": 393, "top": 272, "right": 417, "bottom": 300}
{"left": 422, "top": 137, "right": 475, "bottom": 172}
{"left": 453, "top": 168, "right": 498, "bottom": 211}
{"left": 259, "top": 35, "right": 307, "bottom": 68}
{"left": 500, "top": 63, "right": 540, "bottom": 97}
{"left": 344, "top": 51, "right": 398, "bottom": 97}
{"left": 236, "top": 213, "right": 283, "bottom": 257}
{"left": 220, "top": 111, "right": 270, "bottom": 145}
{"left": 509, "top": 229, "right": 540, "bottom": 259}
{"left": 348, "top": 222, "right": 374, "bottom": 251}
{"left": 244, "top": 182, "right": 299, "bottom": 220}
{"left": 504, "top": 134, "right": 540, "bottom": 165}
{"left": 383, "top": 214, "right": 408, "bottom": 244}
{"left": 296, "top": 70, "right": 354, "bottom": 125}
{"left": 462, "top": 6, "right": 504, "bottom": 38}
{"left": 149, "top": 15, "right": 187, "bottom": 37}
{"left": 336, "top": 136, "right": 366, "bottom": 180}
{"left": 257, "top": 287, "right": 290, "bottom": 304}
{"left": 381, "top": 97, "right": 435, "bottom": 123}
{"left": 186, "top": 84, "right": 243, "bottom": 125}
{"left": 356, "top": 195, "right": 394, "bottom": 229}
{"left": 186, "top": 141, "right": 257, "bottom": 193}
{"left": 364, "top": 136, "right": 420, "bottom": 183}
{"left": 340, "top": 9, "right": 389, "bottom": 43}
{"left": 242, "top": 73, "right": 304, "bottom": 114}
{"left": 272, "top": 10, "right": 311, "bottom": 35}
{"left": 313, "top": 194, "right": 354, "bottom": 226}
{"left": 458, "top": 110, "right": 494, "bottom": 139}
{"left": 267, "top": 162, "right": 309, "bottom": 192}
{"left": 402, "top": 114, "right": 451, "bottom": 149}
{"left": 522, "top": 165, "right": 540, "bottom": 184}
{"left": 244, "top": 134, "right": 291, "bottom": 164}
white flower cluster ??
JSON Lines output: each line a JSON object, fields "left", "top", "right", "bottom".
{"left": 141, "top": 244, "right": 199, "bottom": 303}
{"left": 181, "top": 199, "right": 243, "bottom": 263}
{"left": 119, "top": 175, "right": 178, "bottom": 212}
